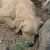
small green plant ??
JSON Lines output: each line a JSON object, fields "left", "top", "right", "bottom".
{"left": 0, "top": 21, "right": 6, "bottom": 24}
{"left": 10, "top": 35, "right": 29, "bottom": 50}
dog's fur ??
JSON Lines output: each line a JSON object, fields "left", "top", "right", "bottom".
{"left": 0, "top": 0, "right": 42, "bottom": 44}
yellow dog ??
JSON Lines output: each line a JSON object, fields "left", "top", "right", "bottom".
{"left": 0, "top": 0, "right": 42, "bottom": 45}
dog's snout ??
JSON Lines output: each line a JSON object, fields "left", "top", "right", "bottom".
{"left": 28, "top": 41, "right": 34, "bottom": 47}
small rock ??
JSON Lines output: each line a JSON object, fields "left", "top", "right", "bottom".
{"left": 0, "top": 40, "right": 2, "bottom": 44}
{"left": 35, "top": 49, "right": 37, "bottom": 50}
{"left": 1, "top": 38, "right": 4, "bottom": 41}
{"left": 0, "top": 38, "right": 4, "bottom": 44}
{"left": 6, "top": 46, "right": 10, "bottom": 50}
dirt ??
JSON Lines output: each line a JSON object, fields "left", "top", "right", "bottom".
{"left": 0, "top": 24, "right": 18, "bottom": 50}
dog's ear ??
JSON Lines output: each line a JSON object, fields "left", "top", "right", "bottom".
{"left": 33, "top": 17, "right": 43, "bottom": 34}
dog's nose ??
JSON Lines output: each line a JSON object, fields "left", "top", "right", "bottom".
{"left": 28, "top": 41, "right": 34, "bottom": 47}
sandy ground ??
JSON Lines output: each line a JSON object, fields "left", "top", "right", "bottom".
{"left": 0, "top": 24, "right": 18, "bottom": 50}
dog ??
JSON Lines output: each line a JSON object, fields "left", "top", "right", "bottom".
{"left": 0, "top": 0, "right": 42, "bottom": 46}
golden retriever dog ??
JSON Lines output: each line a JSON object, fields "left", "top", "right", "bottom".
{"left": 0, "top": 0, "right": 42, "bottom": 45}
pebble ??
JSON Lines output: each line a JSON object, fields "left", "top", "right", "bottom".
{"left": 0, "top": 39, "right": 2, "bottom": 44}
{"left": 0, "top": 38, "right": 4, "bottom": 44}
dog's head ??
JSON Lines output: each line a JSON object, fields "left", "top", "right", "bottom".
{"left": 21, "top": 17, "right": 43, "bottom": 46}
